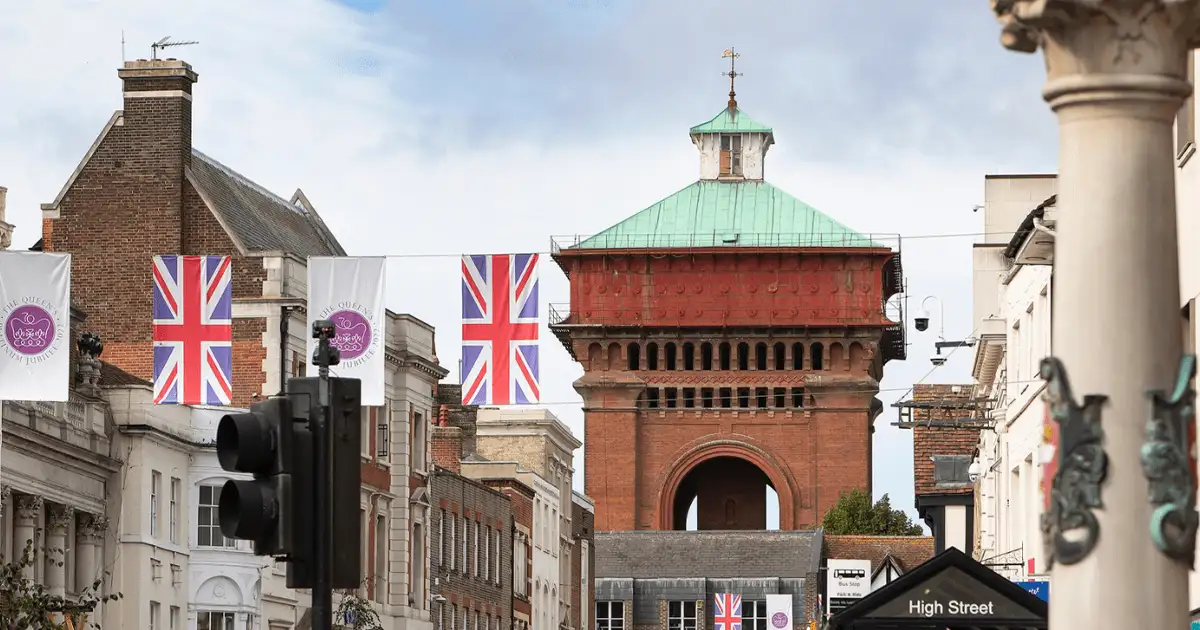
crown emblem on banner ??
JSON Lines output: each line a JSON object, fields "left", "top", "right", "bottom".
{"left": 331, "top": 315, "right": 369, "bottom": 354}
{"left": 9, "top": 311, "right": 52, "bottom": 348}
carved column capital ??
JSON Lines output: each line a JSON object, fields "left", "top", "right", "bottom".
{"left": 46, "top": 503, "right": 74, "bottom": 534}
{"left": 15, "top": 494, "right": 43, "bottom": 523}
{"left": 992, "top": 0, "right": 1199, "bottom": 105}
{"left": 78, "top": 513, "right": 108, "bottom": 545}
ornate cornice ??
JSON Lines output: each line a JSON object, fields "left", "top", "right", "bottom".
{"left": 385, "top": 346, "right": 449, "bottom": 380}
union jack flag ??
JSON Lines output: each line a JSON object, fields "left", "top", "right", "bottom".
{"left": 714, "top": 593, "right": 742, "bottom": 630}
{"left": 152, "top": 255, "right": 233, "bottom": 406}
{"left": 461, "top": 253, "right": 539, "bottom": 405}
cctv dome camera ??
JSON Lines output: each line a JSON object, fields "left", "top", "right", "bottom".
{"left": 914, "top": 317, "right": 929, "bottom": 332}
{"left": 930, "top": 356, "right": 946, "bottom": 367}
{"left": 968, "top": 461, "right": 982, "bottom": 483}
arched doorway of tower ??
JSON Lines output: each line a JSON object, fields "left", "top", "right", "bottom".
{"left": 672, "top": 456, "right": 781, "bottom": 531}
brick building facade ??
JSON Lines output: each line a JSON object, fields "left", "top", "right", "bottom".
{"left": 571, "top": 495, "right": 595, "bottom": 630}
{"left": 430, "top": 470, "right": 513, "bottom": 630}
{"left": 907, "top": 384, "right": 980, "bottom": 555}
{"left": 548, "top": 100, "right": 904, "bottom": 533}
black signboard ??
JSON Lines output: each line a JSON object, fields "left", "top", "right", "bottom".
{"left": 862, "top": 565, "right": 1041, "bottom": 621}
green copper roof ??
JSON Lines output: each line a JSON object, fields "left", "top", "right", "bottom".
{"left": 689, "top": 107, "right": 773, "bottom": 134}
{"left": 573, "top": 180, "right": 884, "bottom": 250}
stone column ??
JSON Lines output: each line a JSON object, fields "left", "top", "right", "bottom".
{"left": 991, "top": 3, "right": 1200, "bottom": 629}
{"left": 75, "top": 514, "right": 105, "bottom": 593}
{"left": 13, "top": 494, "right": 42, "bottom": 578}
{"left": 44, "top": 503, "right": 71, "bottom": 597}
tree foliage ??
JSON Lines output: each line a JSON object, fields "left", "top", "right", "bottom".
{"left": 333, "top": 586, "right": 384, "bottom": 630}
{"left": 821, "top": 489, "right": 924, "bottom": 536}
{"left": 0, "top": 533, "right": 121, "bottom": 630}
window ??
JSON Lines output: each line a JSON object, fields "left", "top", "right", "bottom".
{"left": 169, "top": 477, "right": 180, "bottom": 544}
{"left": 197, "top": 485, "right": 235, "bottom": 548}
{"left": 170, "top": 606, "right": 180, "bottom": 630}
{"left": 411, "top": 522, "right": 425, "bottom": 606}
{"left": 719, "top": 134, "right": 743, "bottom": 176}
{"left": 374, "top": 514, "right": 387, "bottom": 603}
{"left": 461, "top": 516, "right": 468, "bottom": 575}
{"left": 150, "top": 601, "right": 160, "bottom": 630}
{"left": 438, "top": 604, "right": 445, "bottom": 630}
{"left": 493, "top": 528, "right": 501, "bottom": 584}
{"left": 483, "top": 525, "right": 491, "bottom": 582}
{"left": 197, "top": 611, "right": 236, "bottom": 630}
{"left": 413, "top": 409, "right": 428, "bottom": 471}
{"left": 597, "top": 602, "right": 625, "bottom": 630}
{"left": 439, "top": 509, "right": 447, "bottom": 566}
{"left": 450, "top": 513, "right": 457, "bottom": 570}
{"left": 377, "top": 402, "right": 390, "bottom": 461}
{"left": 581, "top": 540, "right": 590, "bottom": 624}
{"left": 667, "top": 601, "right": 697, "bottom": 630}
{"left": 513, "top": 533, "right": 528, "bottom": 596}
{"left": 150, "top": 471, "right": 161, "bottom": 537}
{"left": 451, "top": 605, "right": 458, "bottom": 630}
{"left": 743, "top": 600, "right": 766, "bottom": 630}
{"left": 472, "top": 520, "right": 479, "bottom": 577}
{"left": 360, "top": 508, "right": 368, "bottom": 597}
{"left": 361, "top": 408, "right": 372, "bottom": 457}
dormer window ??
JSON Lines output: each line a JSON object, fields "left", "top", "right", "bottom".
{"left": 719, "top": 134, "right": 742, "bottom": 177}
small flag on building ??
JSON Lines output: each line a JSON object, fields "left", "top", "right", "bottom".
{"left": 0, "top": 252, "right": 71, "bottom": 401}
{"left": 714, "top": 593, "right": 742, "bottom": 630}
{"left": 306, "top": 256, "right": 387, "bottom": 406}
{"left": 461, "top": 253, "right": 540, "bottom": 405}
{"left": 152, "top": 255, "right": 233, "bottom": 406}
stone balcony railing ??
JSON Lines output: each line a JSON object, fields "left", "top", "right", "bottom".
{"left": 2, "top": 397, "right": 110, "bottom": 454}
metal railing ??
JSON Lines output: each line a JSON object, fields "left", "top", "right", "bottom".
{"left": 550, "top": 231, "right": 900, "bottom": 253}
{"left": 546, "top": 303, "right": 894, "bottom": 327}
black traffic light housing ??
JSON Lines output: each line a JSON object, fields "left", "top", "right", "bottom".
{"left": 215, "top": 397, "right": 297, "bottom": 557}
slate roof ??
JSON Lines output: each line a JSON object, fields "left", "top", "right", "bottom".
{"left": 823, "top": 535, "right": 935, "bottom": 574}
{"left": 595, "top": 530, "right": 822, "bottom": 578}
{"left": 188, "top": 150, "right": 345, "bottom": 256}
{"left": 573, "top": 180, "right": 884, "bottom": 250}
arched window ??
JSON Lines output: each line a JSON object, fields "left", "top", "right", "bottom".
{"left": 646, "top": 343, "right": 659, "bottom": 370}
{"left": 627, "top": 343, "right": 641, "bottom": 370}
{"left": 665, "top": 343, "right": 678, "bottom": 370}
{"left": 737, "top": 343, "right": 750, "bottom": 370}
{"left": 773, "top": 343, "right": 786, "bottom": 370}
{"left": 791, "top": 343, "right": 803, "bottom": 369}
{"left": 811, "top": 342, "right": 824, "bottom": 370}
{"left": 700, "top": 343, "right": 714, "bottom": 370}
{"left": 682, "top": 343, "right": 695, "bottom": 370}
{"left": 719, "top": 343, "right": 731, "bottom": 370}
{"left": 755, "top": 343, "right": 768, "bottom": 370}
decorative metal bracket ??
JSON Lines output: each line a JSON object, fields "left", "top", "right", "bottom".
{"left": 1039, "top": 357, "right": 1109, "bottom": 567}
{"left": 1141, "top": 354, "right": 1198, "bottom": 566}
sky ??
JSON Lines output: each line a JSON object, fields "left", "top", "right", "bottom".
{"left": 1, "top": 0, "right": 1059, "bottom": 527}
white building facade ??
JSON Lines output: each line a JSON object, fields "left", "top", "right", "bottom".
{"left": 969, "top": 174, "right": 1056, "bottom": 583}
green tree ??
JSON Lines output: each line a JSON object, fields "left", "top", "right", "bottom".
{"left": 0, "top": 533, "right": 121, "bottom": 630}
{"left": 821, "top": 489, "right": 924, "bottom": 536}
{"left": 333, "top": 585, "right": 384, "bottom": 630}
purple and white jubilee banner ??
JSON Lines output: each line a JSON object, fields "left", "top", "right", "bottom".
{"left": 0, "top": 252, "right": 71, "bottom": 401}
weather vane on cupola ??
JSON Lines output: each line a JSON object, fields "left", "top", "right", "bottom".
{"left": 721, "top": 48, "right": 740, "bottom": 111}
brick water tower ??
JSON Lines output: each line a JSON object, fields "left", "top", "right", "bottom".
{"left": 549, "top": 94, "right": 905, "bottom": 532}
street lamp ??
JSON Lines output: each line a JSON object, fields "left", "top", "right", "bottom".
{"left": 915, "top": 296, "right": 976, "bottom": 366}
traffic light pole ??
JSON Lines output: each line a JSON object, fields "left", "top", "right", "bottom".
{"left": 312, "top": 321, "right": 338, "bottom": 630}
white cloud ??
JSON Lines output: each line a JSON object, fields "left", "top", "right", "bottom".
{"left": 1, "top": 0, "right": 1053, "bottom": 525}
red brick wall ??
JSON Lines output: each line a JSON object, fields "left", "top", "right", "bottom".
{"left": 44, "top": 65, "right": 272, "bottom": 409}
{"left": 490, "top": 479, "right": 534, "bottom": 619}
{"left": 432, "top": 426, "right": 464, "bottom": 472}
{"left": 558, "top": 250, "right": 891, "bottom": 532}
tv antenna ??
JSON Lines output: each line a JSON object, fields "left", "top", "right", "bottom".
{"left": 151, "top": 36, "right": 198, "bottom": 60}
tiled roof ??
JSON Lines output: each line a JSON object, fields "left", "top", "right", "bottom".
{"left": 689, "top": 107, "right": 773, "bottom": 135}
{"left": 188, "top": 150, "right": 345, "bottom": 256}
{"left": 823, "top": 535, "right": 935, "bottom": 573}
{"left": 595, "top": 530, "right": 822, "bottom": 578}
{"left": 572, "top": 180, "right": 884, "bottom": 250}
{"left": 100, "top": 361, "right": 151, "bottom": 387}
{"left": 912, "top": 384, "right": 980, "bottom": 496}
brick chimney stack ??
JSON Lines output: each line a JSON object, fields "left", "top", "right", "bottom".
{"left": 0, "top": 186, "right": 12, "bottom": 249}
{"left": 431, "top": 383, "right": 481, "bottom": 471}
{"left": 117, "top": 59, "right": 197, "bottom": 170}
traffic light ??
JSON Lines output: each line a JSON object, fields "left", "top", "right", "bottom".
{"left": 215, "top": 397, "right": 297, "bottom": 556}
{"left": 284, "top": 376, "right": 362, "bottom": 590}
